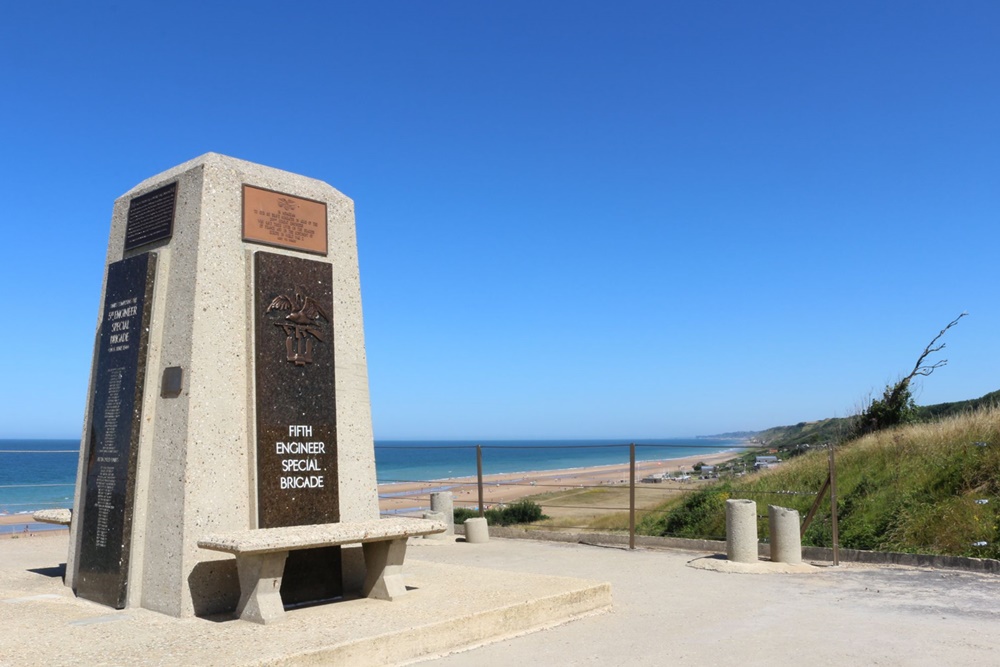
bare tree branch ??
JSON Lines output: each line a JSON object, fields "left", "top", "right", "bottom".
{"left": 904, "top": 312, "right": 968, "bottom": 383}
{"left": 880, "top": 312, "right": 967, "bottom": 410}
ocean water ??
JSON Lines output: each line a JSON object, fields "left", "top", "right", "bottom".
{"left": 0, "top": 440, "right": 80, "bottom": 517}
{"left": 374, "top": 438, "right": 746, "bottom": 484}
{"left": 0, "top": 437, "right": 746, "bottom": 516}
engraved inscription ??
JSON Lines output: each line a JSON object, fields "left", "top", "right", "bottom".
{"left": 106, "top": 298, "right": 138, "bottom": 352}
{"left": 94, "top": 367, "right": 124, "bottom": 548}
{"left": 275, "top": 424, "right": 327, "bottom": 490}
{"left": 125, "top": 182, "right": 176, "bottom": 250}
{"left": 243, "top": 185, "right": 327, "bottom": 255}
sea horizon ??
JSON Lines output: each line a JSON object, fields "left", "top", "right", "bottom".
{"left": 1, "top": 437, "right": 749, "bottom": 517}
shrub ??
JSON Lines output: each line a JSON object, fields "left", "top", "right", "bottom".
{"left": 454, "top": 500, "right": 548, "bottom": 526}
{"left": 648, "top": 482, "right": 732, "bottom": 539}
{"left": 497, "top": 499, "right": 547, "bottom": 525}
{"left": 453, "top": 507, "right": 480, "bottom": 524}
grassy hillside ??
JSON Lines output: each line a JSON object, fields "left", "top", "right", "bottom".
{"left": 640, "top": 407, "right": 1000, "bottom": 559}
{"left": 915, "top": 389, "right": 1000, "bottom": 421}
{"left": 753, "top": 389, "right": 1000, "bottom": 451}
{"left": 753, "top": 417, "right": 849, "bottom": 448}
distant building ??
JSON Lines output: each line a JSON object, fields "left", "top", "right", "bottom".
{"left": 755, "top": 455, "right": 780, "bottom": 470}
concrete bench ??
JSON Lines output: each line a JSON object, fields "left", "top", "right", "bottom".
{"left": 32, "top": 509, "right": 72, "bottom": 526}
{"left": 198, "top": 516, "right": 446, "bottom": 624}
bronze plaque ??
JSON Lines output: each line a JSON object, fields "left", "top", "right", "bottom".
{"left": 125, "top": 182, "right": 176, "bottom": 250}
{"left": 76, "top": 252, "right": 157, "bottom": 609}
{"left": 243, "top": 185, "right": 328, "bottom": 255}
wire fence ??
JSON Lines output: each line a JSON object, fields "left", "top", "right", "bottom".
{"left": 375, "top": 441, "right": 767, "bottom": 551}
{"left": 374, "top": 439, "right": 997, "bottom": 562}
{"left": 5, "top": 439, "right": 995, "bottom": 561}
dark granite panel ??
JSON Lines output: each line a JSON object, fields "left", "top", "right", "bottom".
{"left": 76, "top": 252, "right": 156, "bottom": 609}
{"left": 280, "top": 547, "right": 343, "bottom": 607}
{"left": 124, "top": 182, "right": 176, "bottom": 250}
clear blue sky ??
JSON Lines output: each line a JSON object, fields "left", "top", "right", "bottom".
{"left": 2, "top": 2, "right": 997, "bottom": 440}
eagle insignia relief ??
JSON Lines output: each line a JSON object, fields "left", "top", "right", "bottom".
{"left": 265, "top": 286, "right": 330, "bottom": 366}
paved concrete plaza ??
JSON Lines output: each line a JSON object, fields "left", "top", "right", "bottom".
{"left": 421, "top": 536, "right": 1000, "bottom": 666}
{"left": 2, "top": 531, "right": 998, "bottom": 666}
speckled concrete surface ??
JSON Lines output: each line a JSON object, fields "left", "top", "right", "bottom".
{"left": 8, "top": 531, "right": 999, "bottom": 666}
{"left": 66, "top": 154, "right": 384, "bottom": 618}
{"left": 199, "top": 517, "right": 446, "bottom": 553}
{"left": 418, "top": 537, "right": 1000, "bottom": 666}
{"left": 0, "top": 534, "right": 610, "bottom": 666}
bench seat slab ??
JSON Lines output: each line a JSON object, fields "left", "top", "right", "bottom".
{"left": 198, "top": 518, "right": 446, "bottom": 623}
{"left": 33, "top": 509, "right": 73, "bottom": 526}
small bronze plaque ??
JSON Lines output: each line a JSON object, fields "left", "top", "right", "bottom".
{"left": 160, "top": 366, "right": 183, "bottom": 398}
{"left": 243, "top": 185, "right": 328, "bottom": 255}
{"left": 125, "top": 182, "right": 176, "bottom": 250}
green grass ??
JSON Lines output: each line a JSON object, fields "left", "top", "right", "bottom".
{"left": 525, "top": 485, "right": 690, "bottom": 532}
{"left": 639, "top": 407, "right": 1000, "bottom": 559}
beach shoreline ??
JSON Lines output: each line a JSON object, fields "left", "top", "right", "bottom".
{"left": 1, "top": 448, "right": 740, "bottom": 533}
{"left": 376, "top": 448, "right": 738, "bottom": 516}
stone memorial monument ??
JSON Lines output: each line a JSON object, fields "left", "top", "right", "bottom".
{"left": 66, "top": 153, "right": 380, "bottom": 617}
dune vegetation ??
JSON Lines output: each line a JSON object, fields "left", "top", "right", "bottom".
{"left": 639, "top": 407, "right": 1000, "bottom": 559}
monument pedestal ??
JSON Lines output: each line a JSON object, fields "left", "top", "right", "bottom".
{"left": 67, "top": 154, "right": 379, "bottom": 617}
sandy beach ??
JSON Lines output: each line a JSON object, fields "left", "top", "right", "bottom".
{"left": 377, "top": 449, "right": 737, "bottom": 516}
{"left": 1, "top": 449, "right": 738, "bottom": 533}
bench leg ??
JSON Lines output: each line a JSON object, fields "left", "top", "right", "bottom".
{"left": 362, "top": 538, "right": 408, "bottom": 600}
{"left": 235, "top": 551, "right": 288, "bottom": 624}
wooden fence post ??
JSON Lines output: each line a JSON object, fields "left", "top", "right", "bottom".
{"left": 477, "top": 444, "right": 485, "bottom": 518}
{"left": 829, "top": 443, "right": 840, "bottom": 566}
{"left": 629, "top": 443, "right": 636, "bottom": 550}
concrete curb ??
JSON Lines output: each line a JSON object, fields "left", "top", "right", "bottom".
{"left": 472, "top": 526, "right": 1000, "bottom": 574}
{"left": 275, "top": 580, "right": 612, "bottom": 666}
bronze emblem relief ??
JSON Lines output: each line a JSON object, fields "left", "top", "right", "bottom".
{"left": 266, "top": 286, "right": 331, "bottom": 366}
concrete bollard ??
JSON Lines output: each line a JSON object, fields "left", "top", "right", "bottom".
{"left": 726, "top": 499, "right": 758, "bottom": 563}
{"left": 768, "top": 505, "right": 802, "bottom": 564}
{"left": 430, "top": 492, "right": 455, "bottom": 535}
{"left": 422, "top": 511, "right": 448, "bottom": 540}
{"left": 464, "top": 517, "right": 489, "bottom": 544}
